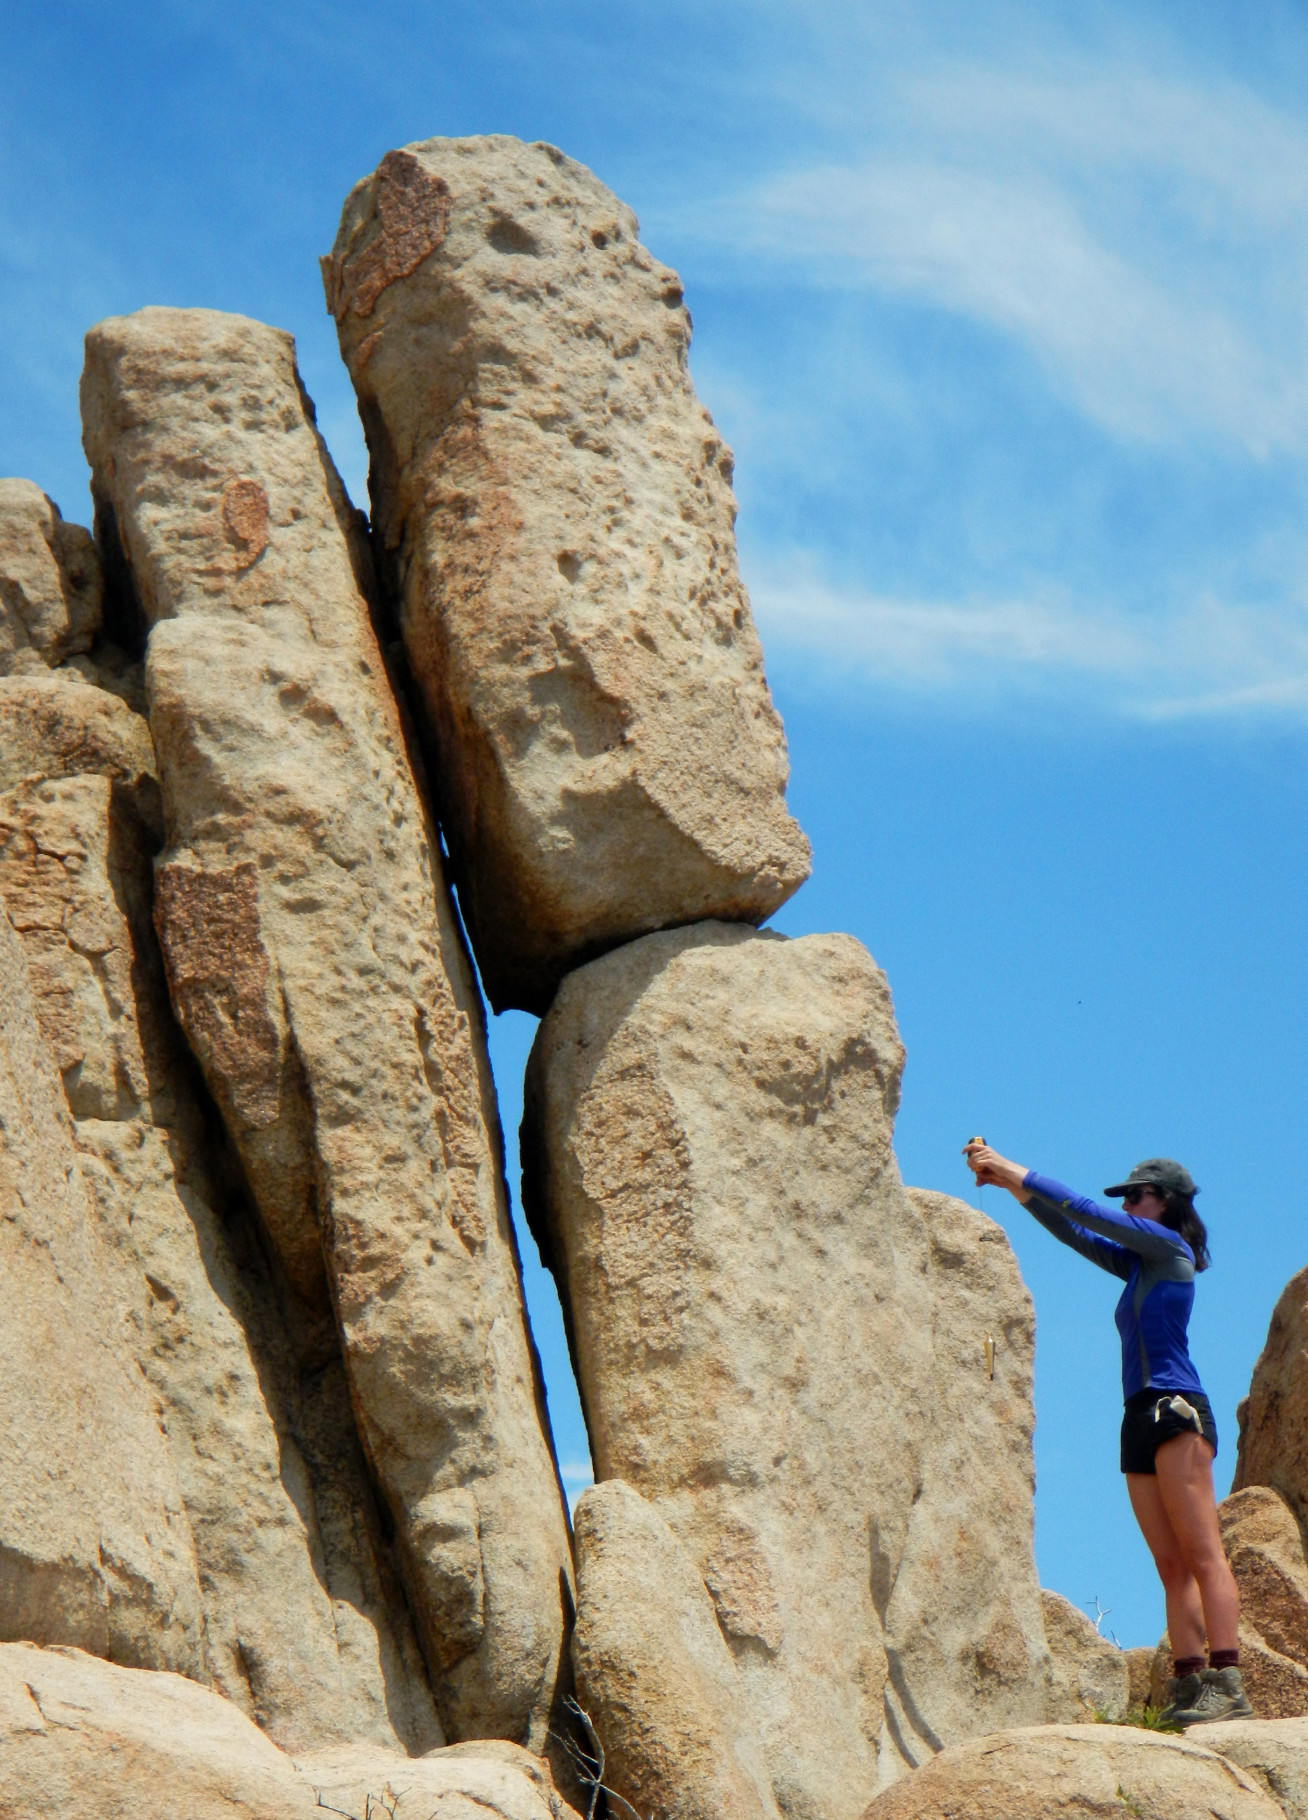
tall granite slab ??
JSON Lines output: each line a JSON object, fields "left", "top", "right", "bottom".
{"left": 523, "top": 924, "right": 1049, "bottom": 1817}
{"left": 0, "top": 665, "right": 441, "bottom": 1753}
{"left": 0, "top": 889, "right": 203, "bottom": 1673}
{"left": 80, "top": 307, "right": 573, "bottom": 1749}
{"left": 324, "top": 135, "right": 810, "bottom": 1012}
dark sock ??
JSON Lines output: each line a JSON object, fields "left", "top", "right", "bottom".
{"left": 1173, "top": 1654, "right": 1206, "bottom": 1678}
{"left": 1209, "top": 1648, "right": 1240, "bottom": 1671}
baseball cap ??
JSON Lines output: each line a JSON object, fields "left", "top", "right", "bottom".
{"left": 1103, "top": 1157, "right": 1199, "bottom": 1199}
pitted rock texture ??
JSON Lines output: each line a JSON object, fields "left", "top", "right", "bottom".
{"left": 570, "top": 1480, "right": 780, "bottom": 1820}
{"left": 1200, "top": 1717, "right": 1308, "bottom": 1820}
{"left": 1236, "top": 1262, "right": 1308, "bottom": 1531}
{"left": 1221, "top": 1489, "right": 1308, "bottom": 1684}
{"left": 858, "top": 1723, "right": 1283, "bottom": 1820}
{"left": 0, "top": 1644, "right": 579, "bottom": 1820}
{"left": 80, "top": 306, "right": 573, "bottom": 1749}
{"left": 0, "top": 896, "right": 203, "bottom": 1674}
{"left": 324, "top": 136, "right": 810, "bottom": 1013}
{"left": 1039, "top": 1590, "right": 1128, "bottom": 1721}
{"left": 523, "top": 924, "right": 1049, "bottom": 1817}
{"left": 0, "top": 478, "right": 102, "bottom": 674}
{"left": 0, "top": 669, "right": 441, "bottom": 1753}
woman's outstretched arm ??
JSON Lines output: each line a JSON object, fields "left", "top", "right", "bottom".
{"left": 964, "top": 1140, "right": 1133, "bottom": 1280}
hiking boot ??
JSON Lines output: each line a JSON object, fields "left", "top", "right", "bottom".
{"left": 1170, "top": 1666, "right": 1255, "bottom": 1725}
{"left": 1157, "top": 1671, "right": 1204, "bottom": 1724}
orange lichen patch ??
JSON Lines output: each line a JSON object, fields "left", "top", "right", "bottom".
{"left": 322, "top": 149, "right": 452, "bottom": 322}
{"left": 221, "top": 478, "right": 269, "bottom": 565}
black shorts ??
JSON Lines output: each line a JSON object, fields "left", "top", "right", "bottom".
{"left": 1120, "top": 1390, "right": 1217, "bottom": 1474}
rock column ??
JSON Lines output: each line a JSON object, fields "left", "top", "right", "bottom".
{"left": 523, "top": 924, "right": 1049, "bottom": 1817}
{"left": 324, "top": 135, "right": 810, "bottom": 1013}
{"left": 0, "top": 653, "right": 440, "bottom": 1752}
{"left": 80, "top": 308, "right": 573, "bottom": 1749}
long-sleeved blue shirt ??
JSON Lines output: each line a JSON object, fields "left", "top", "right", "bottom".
{"left": 1022, "top": 1171, "right": 1204, "bottom": 1401}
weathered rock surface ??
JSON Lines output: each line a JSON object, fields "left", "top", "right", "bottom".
{"left": 898, "top": 1188, "right": 1052, "bottom": 1763}
{"left": 524, "top": 923, "right": 1049, "bottom": 1817}
{"left": 570, "top": 1480, "right": 779, "bottom": 1820}
{"left": 1123, "top": 1644, "right": 1156, "bottom": 1710}
{"left": 1221, "top": 1488, "right": 1308, "bottom": 1687}
{"left": 0, "top": 894, "right": 203, "bottom": 1673}
{"left": 300, "top": 1741, "right": 576, "bottom": 1820}
{"left": 1201, "top": 1716, "right": 1308, "bottom": 1820}
{"left": 324, "top": 136, "right": 810, "bottom": 1013}
{"left": 0, "top": 1641, "right": 314, "bottom": 1820}
{"left": 80, "top": 306, "right": 573, "bottom": 1749}
{"left": 858, "top": 1723, "right": 1283, "bottom": 1820}
{"left": 0, "top": 667, "right": 441, "bottom": 1753}
{"left": 0, "top": 1643, "right": 578, "bottom": 1820}
{"left": 1040, "top": 1590, "right": 1128, "bottom": 1721}
{"left": 0, "top": 479, "right": 101, "bottom": 674}
{"left": 1237, "top": 1263, "right": 1308, "bottom": 1532}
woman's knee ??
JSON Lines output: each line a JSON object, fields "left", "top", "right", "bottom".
{"left": 1152, "top": 1549, "right": 1193, "bottom": 1592}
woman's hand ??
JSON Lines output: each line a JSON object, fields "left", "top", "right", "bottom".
{"left": 963, "top": 1140, "right": 1032, "bottom": 1201}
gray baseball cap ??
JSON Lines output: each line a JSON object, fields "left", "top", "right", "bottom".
{"left": 1104, "top": 1157, "right": 1199, "bottom": 1199}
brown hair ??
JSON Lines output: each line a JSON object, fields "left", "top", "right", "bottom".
{"left": 1161, "top": 1190, "right": 1210, "bottom": 1271}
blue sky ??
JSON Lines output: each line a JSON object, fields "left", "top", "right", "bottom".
{"left": 6, "top": 0, "right": 1308, "bottom": 1648}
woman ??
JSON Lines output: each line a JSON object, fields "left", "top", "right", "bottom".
{"left": 963, "top": 1141, "right": 1252, "bottom": 1725}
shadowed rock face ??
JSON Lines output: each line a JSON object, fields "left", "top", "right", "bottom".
{"left": 324, "top": 135, "right": 810, "bottom": 1013}
{"left": 0, "top": 893, "right": 204, "bottom": 1674}
{"left": 79, "top": 306, "right": 573, "bottom": 1750}
{"left": 523, "top": 924, "right": 1049, "bottom": 1817}
{"left": 0, "top": 666, "right": 441, "bottom": 1754}
{"left": 570, "top": 1481, "right": 780, "bottom": 1820}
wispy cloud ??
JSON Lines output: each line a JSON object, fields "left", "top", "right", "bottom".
{"left": 751, "top": 565, "right": 1308, "bottom": 720}
{"left": 671, "top": 58, "right": 1308, "bottom": 454}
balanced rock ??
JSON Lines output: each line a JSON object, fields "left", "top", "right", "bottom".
{"left": 80, "top": 306, "right": 573, "bottom": 1748}
{"left": 523, "top": 924, "right": 1048, "bottom": 1816}
{"left": 1236, "top": 1262, "right": 1308, "bottom": 1530}
{"left": 1200, "top": 1717, "right": 1308, "bottom": 1820}
{"left": 0, "top": 479, "right": 101, "bottom": 674}
{"left": 324, "top": 136, "right": 810, "bottom": 1012}
{"left": 570, "top": 1480, "right": 779, "bottom": 1820}
{"left": 1039, "top": 1590, "right": 1128, "bottom": 1721}
{"left": 0, "top": 1643, "right": 578, "bottom": 1820}
{"left": 858, "top": 1723, "right": 1282, "bottom": 1820}
{"left": 0, "top": 896, "right": 202, "bottom": 1673}
{"left": 0, "top": 667, "right": 440, "bottom": 1752}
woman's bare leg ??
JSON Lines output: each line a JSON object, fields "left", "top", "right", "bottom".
{"left": 1126, "top": 1470, "right": 1208, "bottom": 1657}
{"left": 1153, "top": 1432, "right": 1239, "bottom": 1654}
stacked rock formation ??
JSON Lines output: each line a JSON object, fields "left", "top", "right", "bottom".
{"left": 322, "top": 135, "right": 811, "bottom": 1013}
{"left": 12, "top": 129, "right": 1308, "bottom": 1820}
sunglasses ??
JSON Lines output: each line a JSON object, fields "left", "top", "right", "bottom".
{"left": 1123, "top": 1187, "right": 1157, "bottom": 1206}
